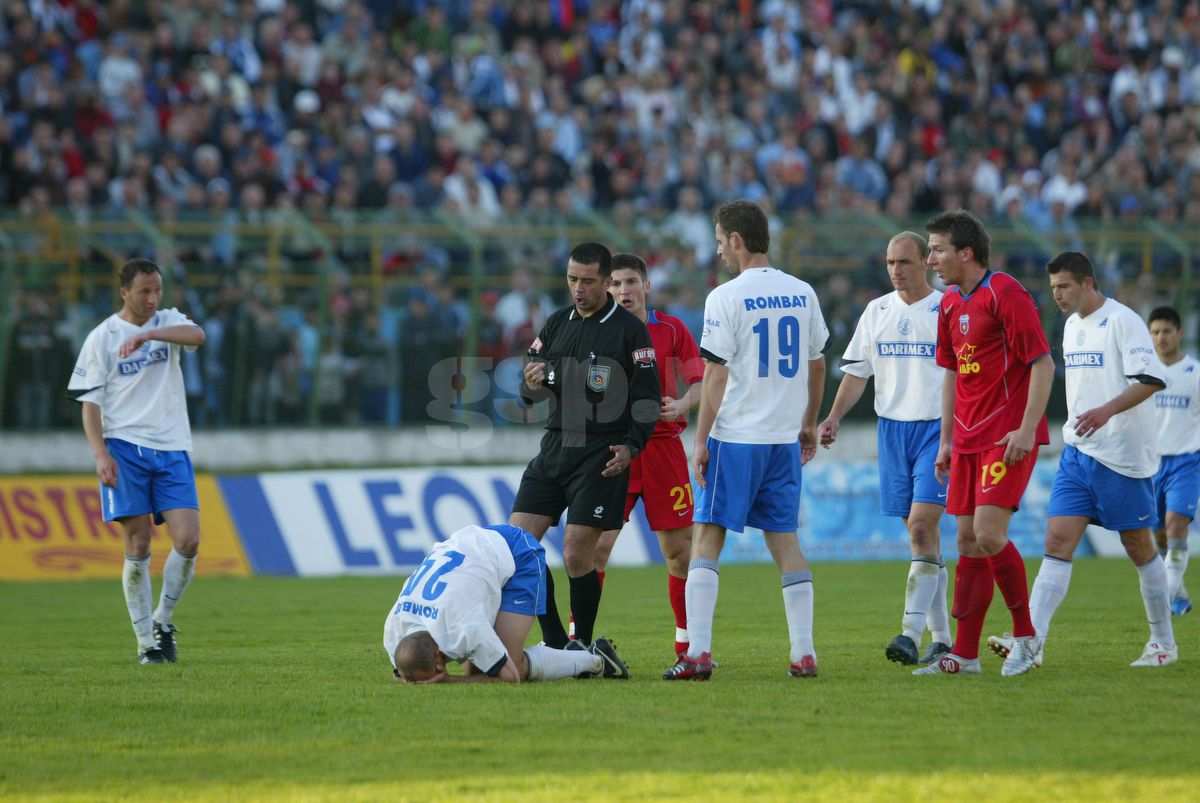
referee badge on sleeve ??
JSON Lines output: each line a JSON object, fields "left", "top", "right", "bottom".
{"left": 588, "top": 364, "right": 612, "bottom": 391}
{"left": 633, "top": 347, "right": 656, "bottom": 365}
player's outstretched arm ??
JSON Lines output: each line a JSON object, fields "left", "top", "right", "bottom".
{"left": 817, "top": 373, "right": 869, "bottom": 448}
{"left": 118, "top": 324, "right": 205, "bottom": 358}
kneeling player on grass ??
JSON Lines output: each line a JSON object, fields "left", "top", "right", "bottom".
{"left": 385, "top": 524, "right": 629, "bottom": 684}
{"left": 579, "top": 253, "right": 703, "bottom": 663}
{"left": 988, "top": 253, "right": 1177, "bottom": 672}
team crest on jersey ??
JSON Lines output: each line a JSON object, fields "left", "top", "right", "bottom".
{"left": 898, "top": 318, "right": 913, "bottom": 336}
{"left": 959, "top": 314, "right": 970, "bottom": 334}
{"left": 588, "top": 364, "right": 612, "bottom": 391}
{"left": 633, "top": 347, "right": 656, "bottom": 365}
{"left": 1075, "top": 330, "right": 1086, "bottom": 346}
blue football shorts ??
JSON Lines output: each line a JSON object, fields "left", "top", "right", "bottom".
{"left": 1047, "top": 445, "right": 1155, "bottom": 531}
{"left": 693, "top": 438, "right": 801, "bottom": 533}
{"left": 877, "top": 418, "right": 944, "bottom": 517}
{"left": 489, "top": 524, "right": 547, "bottom": 617}
{"left": 101, "top": 438, "right": 199, "bottom": 525}
{"left": 1154, "top": 451, "right": 1200, "bottom": 528}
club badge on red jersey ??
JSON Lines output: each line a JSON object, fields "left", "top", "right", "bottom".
{"left": 959, "top": 314, "right": 970, "bottom": 335}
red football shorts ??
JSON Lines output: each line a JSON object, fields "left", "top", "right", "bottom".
{"left": 946, "top": 444, "right": 1040, "bottom": 516}
{"left": 624, "top": 436, "right": 695, "bottom": 530}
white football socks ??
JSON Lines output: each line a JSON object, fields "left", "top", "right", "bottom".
{"left": 684, "top": 559, "right": 720, "bottom": 658}
{"left": 123, "top": 554, "right": 154, "bottom": 651}
{"left": 524, "top": 644, "right": 600, "bottom": 680}
{"left": 153, "top": 548, "right": 196, "bottom": 626}
{"left": 1164, "top": 539, "right": 1189, "bottom": 600}
{"left": 1029, "top": 555, "right": 1073, "bottom": 640}
{"left": 929, "top": 559, "right": 952, "bottom": 645}
{"left": 902, "top": 557, "right": 940, "bottom": 644}
{"left": 782, "top": 570, "right": 814, "bottom": 662}
{"left": 1136, "top": 557, "right": 1175, "bottom": 648}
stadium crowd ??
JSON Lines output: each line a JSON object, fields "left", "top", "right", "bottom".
{"left": 1, "top": 0, "right": 1198, "bottom": 428}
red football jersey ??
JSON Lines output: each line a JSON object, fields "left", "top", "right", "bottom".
{"left": 935, "top": 271, "right": 1051, "bottom": 454}
{"left": 647, "top": 310, "right": 704, "bottom": 439}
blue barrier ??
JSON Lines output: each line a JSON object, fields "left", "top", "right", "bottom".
{"left": 216, "top": 461, "right": 1086, "bottom": 575}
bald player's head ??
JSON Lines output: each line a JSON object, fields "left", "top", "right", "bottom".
{"left": 393, "top": 631, "right": 439, "bottom": 682}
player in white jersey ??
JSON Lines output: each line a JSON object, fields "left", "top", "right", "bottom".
{"left": 67, "top": 259, "right": 205, "bottom": 665}
{"left": 988, "top": 252, "right": 1177, "bottom": 673}
{"left": 818, "top": 232, "right": 952, "bottom": 666}
{"left": 663, "top": 200, "right": 829, "bottom": 681}
{"left": 384, "top": 524, "right": 627, "bottom": 683}
{"left": 1148, "top": 306, "right": 1200, "bottom": 615}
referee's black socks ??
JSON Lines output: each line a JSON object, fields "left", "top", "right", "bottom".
{"left": 539, "top": 569, "right": 570, "bottom": 649}
{"left": 568, "top": 569, "right": 603, "bottom": 646}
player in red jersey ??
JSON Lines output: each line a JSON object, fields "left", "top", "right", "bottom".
{"left": 913, "top": 209, "right": 1055, "bottom": 676}
{"left": 574, "top": 253, "right": 703, "bottom": 661}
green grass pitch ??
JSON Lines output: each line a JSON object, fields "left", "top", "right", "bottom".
{"left": 1, "top": 559, "right": 1195, "bottom": 802}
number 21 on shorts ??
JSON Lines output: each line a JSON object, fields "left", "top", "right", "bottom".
{"left": 670, "top": 483, "right": 693, "bottom": 511}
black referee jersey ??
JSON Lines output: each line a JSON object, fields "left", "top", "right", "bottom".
{"left": 521, "top": 294, "right": 661, "bottom": 454}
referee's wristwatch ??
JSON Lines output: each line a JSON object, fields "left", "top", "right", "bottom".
{"left": 623, "top": 443, "right": 640, "bottom": 459}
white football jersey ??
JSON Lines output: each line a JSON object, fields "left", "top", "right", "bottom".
{"left": 1155, "top": 354, "right": 1200, "bottom": 456}
{"left": 700, "top": 267, "right": 829, "bottom": 444}
{"left": 383, "top": 525, "right": 512, "bottom": 674}
{"left": 67, "top": 308, "right": 198, "bottom": 451}
{"left": 1061, "top": 298, "right": 1164, "bottom": 478}
{"left": 841, "top": 289, "right": 943, "bottom": 421}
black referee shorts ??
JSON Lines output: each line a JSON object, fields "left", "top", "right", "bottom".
{"left": 513, "top": 430, "right": 630, "bottom": 531}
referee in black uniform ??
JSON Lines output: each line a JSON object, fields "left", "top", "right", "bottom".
{"left": 510, "top": 242, "right": 661, "bottom": 651}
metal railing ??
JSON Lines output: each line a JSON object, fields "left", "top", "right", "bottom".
{"left": 1, "top": 208, "right": 1195, "bottom": 430}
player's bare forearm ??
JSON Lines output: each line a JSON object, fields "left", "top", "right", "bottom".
{"left": 680, "top": 381, "right": 702, "bottom": 413}
{"left": 1075, "top": 381, "right": 1161, "bottom": 437}
{"left": 81, "top": 402, "right": 108, "bottom": 458}
{"left": 803, "top": 356, "right": 826, "bottom": 427}
{"left": 824, "top": 373, "right": 868, "bottom": 424}
{"left": 1018, "top": 354, "right": 1054, "bottom": 434}
{"left": 694, "top": 362, "right": 728, "bottom": 447}
{"left": 118, "top": 325, "right": 205, "bottom": 358}
{"left": 939, "top": 368, "right": 956, "bottom": 448}
{"left": 148, "top": 324, "right": 205, "bottom": 347}
{"left": 818, "top": 373, "right": 866, "bottom": 448}
{"left": 1106, "top": 381, "right": 1161, "bottom": 415}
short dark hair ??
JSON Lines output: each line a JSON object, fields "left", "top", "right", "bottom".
{"left": 119, "top": 258, "right": 162, "bottom": 289}
{"left": 611, "top": 252, "right": 648, "bottom": 279}
{"left": 925, "top": 209, "right": 990, "bottom": 267}
{"left": 1046, "top": 251, "right": 1096, "bottom": 286}
{"left": 714, "top": 199, "right": 770, "bottom": 255}
{"left": 1149, "top": 305, "right": 1182, "bottom": 330}
{"left": 394, "top": 630, "right": 438, "bottom": 680}
{"left": 569, "top": 242, "right": 613, "bottom": 276}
